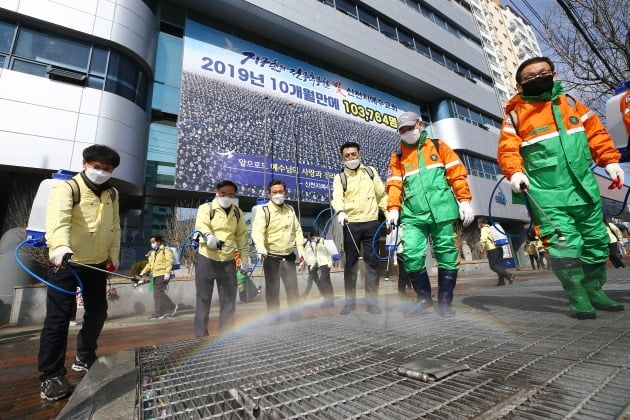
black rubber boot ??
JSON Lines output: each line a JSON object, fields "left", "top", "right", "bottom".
{"left": 405, "top": 269, "right": 433, "bottom": 316}
{"left": 550, "top": 258, "right": 596, "bottom": 319}
{"left": 437, "top": 269, "right": 457, "bottom": 317}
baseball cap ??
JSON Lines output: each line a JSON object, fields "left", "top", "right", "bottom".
{"left": 397, "top": 112, "right": 421, "bottom": 129}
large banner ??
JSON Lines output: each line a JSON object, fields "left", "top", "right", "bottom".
{"left": 176, "top": 19, "right": 420, "bottom": 202}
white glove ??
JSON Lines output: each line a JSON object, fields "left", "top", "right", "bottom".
{"left": 298, "top": 249, "right": 306, "bottom": 262}
{"left": 49, "top": 246, "right": 73, "bottom": 266}
{"left": 204, "top": 232, "right": 219, "bottom": 249}
{"left": 240, "top": 260, "right": 249, "bottom": 272}
{"left": 458, "top": 201, "right": 474, "bottom": 227}
{"left": 510, "top": 171, "right": 529, "bottom": 193}
{"left": 257, "top": 247, "right": 267, "bottom": 260}
{"left": 337, "top": 211, "right": 348, "bottom": 226}
{"left": 605, "top": 163, "right": 624, "bottom": 188}
{"left": 386, "top": 209, "right": 399, "bottom": 228}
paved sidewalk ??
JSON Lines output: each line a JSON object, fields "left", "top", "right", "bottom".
{"left": 3, "top": 266, "right": 628, "bottom": 419}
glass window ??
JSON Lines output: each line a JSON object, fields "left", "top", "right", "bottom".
{"left": 470, "top": 109, "right": 483, "bottom": 125}
{"left": 11, "top": 58, "right": 47, "bottom": 76}
{"left": 335, "top": 0, "right": 357, "bottom": 17}
{"left": 0, "top": 55, "right": 5, "bottom": 67}
{"left": 433, "top": 14, "right": 447, "bottom": 29}
{"left": 397, "top": 29, "right": 414, "bottom": 49}
{"left": 445, "top": 56, "right": 457, "bottom": 71}
{"left": 467, "top": 155, "right": 483, "bottom": 177}
{"left": 148, "top": 122, "right": 178, "bottom": 163}
{"left": 89, "top": 46, "right": 108, "bottom": 77}
{"left": 136, "top": 69, "right": 149, "bottom": 108}
{"left": 152, "top": 83, "right": 181, "bottom": 114}
{"left": 455, "top": 102, "right": 469, "bottom": 119}
{"left": 155, "top": 32, "right": 183, "bottom": 87}
{"left": 106, "top": 51, "right": 138, "bottom": 102}
{"left": 357, "top": 7, "right": 378, "bottom": 28}
{"left": 482, "top": 160, "right": 497, "bottom": 178}
{"left": 431, "top": 50, "right": 445, "bottom": 65}
{"left": 86, "top": 75, "right": 104, "bottom": 90}
{"left": 378, "top": 19, "right": 397, "bottom": 40}
{"left": 0, "top": 20, "right": 16, "bottom": 53}
{"left": 415, "top": 39, "right": 430, "bottom": 57}
{"left": 419, "top": 5, "right": 431, "bottom": 18}
{"left": 15, "top": 27, "right": 90, "bottom": 72}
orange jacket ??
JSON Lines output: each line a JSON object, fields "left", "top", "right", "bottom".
{"left": 386, "top": 139, "right": 471, "bottom": 211}
{"left": 621, "top": 91, "right": 630, "bottom": 135}
{"left": 498, "top": 92, "right": 620, "bottom": 180}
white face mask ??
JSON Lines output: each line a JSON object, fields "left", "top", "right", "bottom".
{"left": 150, "top": 242, "right": 159, "bottom": 250}
{"left": 344, "top": 159, "right": 361, "bottom": 170}
{"left": 217, "top": 196, "right": 235, "bottom": 208}
{"left": 400, "top": 129, "right": 421, "bottom": 144}
{"left": 85, "top": 167, "right": 112, "bottom": 185}
{"left": 271, "top": 194, "right": 285, "bottom": 205}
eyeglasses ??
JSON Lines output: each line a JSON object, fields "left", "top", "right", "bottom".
{"left": 521, "top": 70, "right": 553, "bottom": 84}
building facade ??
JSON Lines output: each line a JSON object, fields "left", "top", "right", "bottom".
{"left": 469, "top": 0, "right": 542, "bottom": 107}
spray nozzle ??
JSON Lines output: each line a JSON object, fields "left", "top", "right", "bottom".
{"left": 519, "top": 182, "right": 527, "bottom": 193}
{"left": 556, "top": 230, "right": 567, "bottom": 243}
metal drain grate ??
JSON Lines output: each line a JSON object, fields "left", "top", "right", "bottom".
{"left": 138, "top": 275, "right": 630, "bottom": 419}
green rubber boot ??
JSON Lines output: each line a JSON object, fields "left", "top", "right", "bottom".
{"left": 582, "top": 263, "right": 624, "bottom": 312}
{"left": 550, "top": 258, "right": 596, "bottom": 319}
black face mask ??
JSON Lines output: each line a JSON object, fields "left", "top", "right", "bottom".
{"left": 521, "top": 75, "right": 554, "bottom": 96}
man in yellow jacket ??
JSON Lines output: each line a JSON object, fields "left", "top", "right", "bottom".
{"left": 252, "top": 179, "right": 305, "bottom": 321}
{"left": 39, "top": 145, "right": 120, "bottom": 401}
{"left": 139, "top": 235, "right": 178, "bottom": 320}
{"left": 332, "top": 141, "right": 388, "bottom": 315}
{"left": 194, "top": 180, "right": 249, "bottom": 337}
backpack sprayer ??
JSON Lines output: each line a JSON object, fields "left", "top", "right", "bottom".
{"left": 488, "top": 173, "right": 629, "bottom": 240}
{"left": 14, "top": 170, "right": 134, "bottom": 295}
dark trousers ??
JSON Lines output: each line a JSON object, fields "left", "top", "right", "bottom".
{"left": 194, "top": 254, "right": 237, "bottom": 337}
{"left": 38, "top": 263, "right": 108, "bottom": 381}
{"left": 153, "top": 275, "right": 175, "bottom": 315}
{"left": 528, "top": 254, "right": 541, "bottom": 270}
{"left": 303, "top": 265, "right": 333, "bottom": 299}
{"left": 343, "top": 220, "right": 380, "bottom": 306}
{"left": 609, "top": 243, "right": 626, "bottom": 268}
{"left": 397, "top": 257, "right": 411, "bottom": 297}
{"left": 263, "top": 254, "right": 299, "bottom": 312}
{"left": 487, "top": 247, "right": 512, "bottom": 283}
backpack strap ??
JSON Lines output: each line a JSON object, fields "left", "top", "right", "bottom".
{"left": 66, "top": 179, "right": 81, "bottom": 206}
{"left": 108, "top": 186, "right": 117, "bottom": 203}
{"left": 65, "top": 179, "right": 116, "bottom": 206}
{"left": 210, "top": 206, "right": 241, "bottom": 222}
{"left": 509, "top": 94, "right": 577, "bottom": 134}
{"left": 339, "top": 172, "right": 347, "bottom": 193}
{"left": 262, "top": 204, "right": 294, "bottom": 228}
{"left": 262, "top": 205, "right": 271, "bottom": 228}
{"left": 339, "top": 166, "right": 375, "bottom": 193}
{"left": 430, "top": 138, "right": 440, "bottom": 154}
